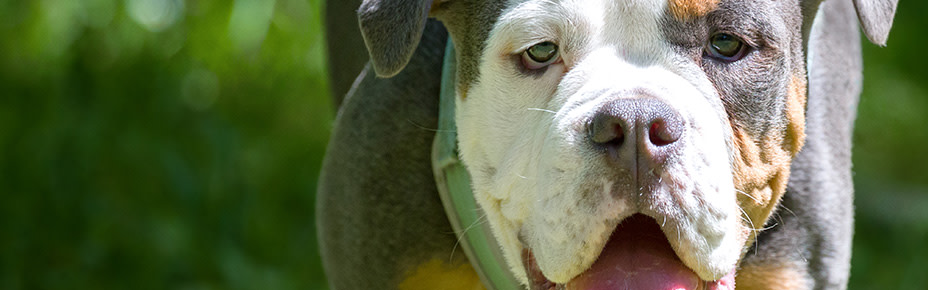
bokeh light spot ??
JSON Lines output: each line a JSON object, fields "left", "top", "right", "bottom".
{"left": 126, "top": 0, "right": 184, "bottom": 32}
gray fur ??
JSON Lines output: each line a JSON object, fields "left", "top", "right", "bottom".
{"left": 852, "top": 0, "right": 899, "bottom": 46}
{"left": 358, "top": 0, "right": 433, "bottom": 77}
{"left": 317, "top": 21, "right": 459, "bottom": 289}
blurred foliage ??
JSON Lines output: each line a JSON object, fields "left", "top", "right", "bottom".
{"left": 0, "top": 0, "right": 331, "bottom": 289}
{"left": 850, "top": 1, "right": 928, "bottom": 289}
{"left": 0, "top": 0, "right": 924, "bottom": 289}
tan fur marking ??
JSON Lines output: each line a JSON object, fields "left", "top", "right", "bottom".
{"left": 732, "top": 76, "right": 807, "bottom": 235}
{"left": 668, "top": 0, "right": 719, "bottom": 20}
{"left": 398, "top": 259, "right": 486, "bottom": 290}
{"left": 736, "top": 262, "right": 811, "bottom": 290}
{"left": 784, "top": 76, "right": 807, "bottom": 154}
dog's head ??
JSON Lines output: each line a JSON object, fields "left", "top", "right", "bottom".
{"left": 358, "top": 0, "right": 896, "bottom": 288}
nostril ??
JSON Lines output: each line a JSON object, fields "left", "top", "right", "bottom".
{"left": 608, "top": 124, "right": 625, "bottom": 146}
{"left": 589, "top": 114, "right": 626, "bottom": 146}
{"left": 648, "top": 119, "right": 680, "bottom": 146}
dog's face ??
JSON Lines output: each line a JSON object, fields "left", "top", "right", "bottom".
{"left": 448, "top": 0, "right": 807, "bottom": 287}
{"left": 356, "top": 0, "right": 893, "bottom": 288}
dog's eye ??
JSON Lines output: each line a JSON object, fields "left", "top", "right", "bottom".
{"left": 707, "top": 33, "right": 747, "bottom": 62}
{"left": 522, "top": 41, "right": 560, "bottom": 70}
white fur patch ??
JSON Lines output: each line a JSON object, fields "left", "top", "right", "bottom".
{"left": 456, "top": 0, "right": 745, "bottom": 285}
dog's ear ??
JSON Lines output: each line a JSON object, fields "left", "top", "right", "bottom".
{"left": 358, "top": 0, "right": 434, "bottom": 77}
{"left": 852, "top": 0, "right": 898, "bottom": 46}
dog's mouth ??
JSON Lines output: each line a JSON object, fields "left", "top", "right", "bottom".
{"left": 523, "top": 214, "right": 736, "bottom": 290}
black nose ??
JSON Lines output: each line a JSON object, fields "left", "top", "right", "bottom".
{"left": 588, "top": 98, "right": 684, "bottom": 166}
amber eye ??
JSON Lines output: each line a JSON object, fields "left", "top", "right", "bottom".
{"left": 522, "top": 41, "right": 560, "bottom": 70}
{"left": 707, "top": 33, "right": 747, "bottom": 62}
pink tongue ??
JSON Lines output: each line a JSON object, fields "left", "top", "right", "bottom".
{"left": 567, "top": 214, "right": 724, "bottom": 290}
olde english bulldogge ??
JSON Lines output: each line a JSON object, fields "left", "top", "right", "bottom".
{"left": 317, "top": 0, "right": 898, "bottom": 289}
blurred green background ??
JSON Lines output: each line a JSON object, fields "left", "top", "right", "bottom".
{"left": 0, "top": 0, "right": 924, "bottom": 289}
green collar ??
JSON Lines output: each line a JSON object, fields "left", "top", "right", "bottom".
{"left": 431, "top": 41, "right": 523, "bottom": 290}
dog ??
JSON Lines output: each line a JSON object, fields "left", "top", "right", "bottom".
{"left": 317, "top": 0, "right": 897, "bottom": 289}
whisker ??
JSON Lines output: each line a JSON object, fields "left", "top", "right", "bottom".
{"left": 778, "top": 203, "right": 798, "bottom": 218}
{"left": 738, "top": 206, "right": 759, "bottom": 255}
{"left": 758, "top": 222, "right": 778, "bottom": 231}
{"left": 406, "top": 119, "right": 455, "bottom": 133}
{"left": 735, "top": 189, "right": 760, "bottom": 204}
{"left": 450, "top": 212, "right": 489, "bottom": 262}
{"left": 526, "top": 108, "right": 556, "bottom": 114}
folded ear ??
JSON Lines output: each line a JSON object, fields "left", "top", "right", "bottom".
{"left": 852, "top": 0, "right": 898, "bottom": 46}
{"left": 358, "top": 0, "right": 434, "bottom": 77}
